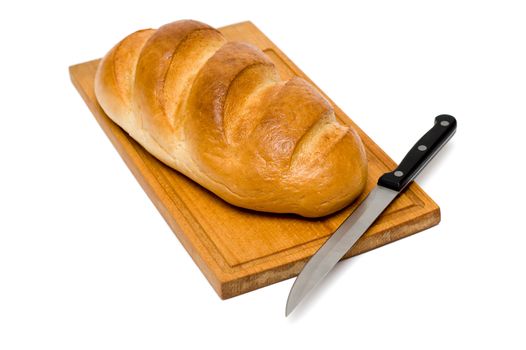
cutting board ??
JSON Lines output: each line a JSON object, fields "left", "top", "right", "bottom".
{"left": 69, "top": 21, "right": 440, "bottom": 299}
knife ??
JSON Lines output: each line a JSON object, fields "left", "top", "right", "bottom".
{"left": 286, "top": 114, "right": 457, "bottom": 316}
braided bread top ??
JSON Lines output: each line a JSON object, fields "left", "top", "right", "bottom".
{"left": 94, "top": 20, "right": 367, "bottom": 217}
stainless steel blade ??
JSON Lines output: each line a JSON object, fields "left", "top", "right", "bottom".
{"left": 285, "top": 185, "right": 398, "bottom": 316}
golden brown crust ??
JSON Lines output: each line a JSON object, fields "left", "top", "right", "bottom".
{"left": 95, "top": 29, "right": 155, "bottom": 132}
{"left": 95, "top": 20, "right": 367, "bottom": 217}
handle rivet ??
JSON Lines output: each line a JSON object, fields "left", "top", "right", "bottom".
{"left": 394, "top": 171, "right": 404, "bottom": 177}
{"left": 418, "top": 145, "right": 427, "bottom": 151}
{"left": 440, "top": 120, "right": 450, "bottom": 127}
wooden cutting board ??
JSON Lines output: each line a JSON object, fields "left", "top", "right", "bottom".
{"left": 69, "top": 21, "right": 440, "bottom": 299}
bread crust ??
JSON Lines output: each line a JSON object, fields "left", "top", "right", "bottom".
{"left": 95, "top": 20, "right": 367, "bottom": 217}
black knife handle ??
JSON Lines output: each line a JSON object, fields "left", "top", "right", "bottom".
{"left": 377, "top": 114, "right": 457, "bottom": 192}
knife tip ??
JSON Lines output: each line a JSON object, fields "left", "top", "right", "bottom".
{"left": 286, "top": 279, "right": 304, "bottom": 317}
{"left": 285, "top": 298, "right": 297, "bottom": 317}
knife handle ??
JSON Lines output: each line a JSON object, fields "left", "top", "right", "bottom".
{"left": 378, "top": 114, "right": 457, "bottom": 192}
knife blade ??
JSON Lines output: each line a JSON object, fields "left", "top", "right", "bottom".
{"left": 286, "top": 114, "right": 457, "bottom": 316}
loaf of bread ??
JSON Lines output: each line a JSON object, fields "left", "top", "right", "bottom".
{"left": 95, "top": 20, "right": 367, "bottom": 217}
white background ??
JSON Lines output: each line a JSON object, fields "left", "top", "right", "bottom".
{"left": 1, "top": 0, "right": 525, "bottom": 349}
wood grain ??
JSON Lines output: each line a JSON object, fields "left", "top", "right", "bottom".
{"left": 69, "top": 21, "right": 440, "bottom": 299}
